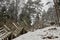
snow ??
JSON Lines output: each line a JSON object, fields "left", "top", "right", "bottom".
{"left": 13, "top": 26, "right": 60, "bottom": 40}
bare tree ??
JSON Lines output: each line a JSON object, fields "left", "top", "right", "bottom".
{"left": 53, "top": 0, "right": 60, "bottom": 26}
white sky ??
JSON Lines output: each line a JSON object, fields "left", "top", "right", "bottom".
{"left": 41, "top": 0, "right": 54, "bottom": 11}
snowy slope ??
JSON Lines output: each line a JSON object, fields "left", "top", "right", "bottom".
{"left": 13, "top": 26, "right": 60, "bottom": 40}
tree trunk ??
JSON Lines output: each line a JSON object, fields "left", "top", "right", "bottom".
{"left": 53, "top": 0, "right": 59, "bottom": 26}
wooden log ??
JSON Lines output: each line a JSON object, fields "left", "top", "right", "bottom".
{"left": 4, "top": 25, "right": 10, "bottom": 31}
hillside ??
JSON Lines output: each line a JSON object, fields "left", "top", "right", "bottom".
{"left": 13, "top": 26, "right": 60, "bottom": 40}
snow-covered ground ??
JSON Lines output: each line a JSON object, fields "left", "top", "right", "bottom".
{"left": 13, "top": 25, "right": 60, "bottom": 40}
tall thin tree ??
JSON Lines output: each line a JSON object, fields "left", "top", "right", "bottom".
{"left": 53, "top": 0, "right": 59, "bottom": 26}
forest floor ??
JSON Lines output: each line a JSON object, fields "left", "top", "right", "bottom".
{"left": 13, "top": 25, "right": 60, "bottom": 40}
